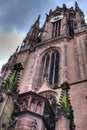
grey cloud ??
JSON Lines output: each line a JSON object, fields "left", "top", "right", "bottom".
{"left": 0, "top": 31, "right": 25, "bottom": 57}
{"left": 0, "top": 0, "right": 52, "bottom": 33}
{"left": 0, "top": 0, "right": 87, "bottom": 71}
{"left": 0, "top": 0, "right": 87, "bottom": 34}
{"left": 0, "top": 0, "right": 34, "bottom": 32}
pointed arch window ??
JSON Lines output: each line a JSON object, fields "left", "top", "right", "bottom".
{"left": 38, "top": 49, "right": 60, "bottom": 88}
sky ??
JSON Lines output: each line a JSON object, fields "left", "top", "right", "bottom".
{"left": 0, "top": 0, "right": 87, "bottom": 71}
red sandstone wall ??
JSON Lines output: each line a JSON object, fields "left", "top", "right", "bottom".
{"left": 70, "top": 81, "right": 87, "bottom": 130}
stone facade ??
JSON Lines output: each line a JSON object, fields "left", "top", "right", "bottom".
{"left": 0, "top": 2, "right": 87, "bottom": 130}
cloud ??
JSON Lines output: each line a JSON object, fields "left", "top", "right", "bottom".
{"left": 0, "top": 30, "right": 25, "bottom": 70}
{"left": 0, "top": 0, "right": 87, "bottom": 33}
{"left": 0, "top": 30, "right": 25, "bottom": 55}
{"left": 0, "top": 1, "right": 34, "bottom": 32}
{"left": 0, "top": 0, "right": 52, "bottom": 33}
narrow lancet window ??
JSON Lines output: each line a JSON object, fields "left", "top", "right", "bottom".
{"left": 52, "top": 20, "right": 61, "bottom": 38}
{"left": 68, "top": 20, "right": 74, "bottom": 36}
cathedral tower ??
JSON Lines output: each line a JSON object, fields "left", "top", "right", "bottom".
{"left": 0, "top": 2, "right": 87, "bottom": 130}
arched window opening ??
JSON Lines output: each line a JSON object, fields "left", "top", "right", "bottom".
{"left": 38, "top": 49, "right": 60, "bottom": 88}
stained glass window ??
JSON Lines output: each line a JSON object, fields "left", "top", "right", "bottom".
{"left": 39, "top": 49, "right": 60, "bottom": 88}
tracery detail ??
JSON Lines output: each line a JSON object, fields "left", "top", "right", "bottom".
{"left": 38, "top": 48, "right": 60, "bottom": 88}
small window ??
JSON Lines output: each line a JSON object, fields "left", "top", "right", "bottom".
{"left": 68, "top": 20, "right": 74, "bottom": 37}
{"left": 52, "top": 20, "right": 61, "bottom": 38}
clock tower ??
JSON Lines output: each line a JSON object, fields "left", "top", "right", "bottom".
{"left": 0, "top": 2, "right": 87, "bottom": 130}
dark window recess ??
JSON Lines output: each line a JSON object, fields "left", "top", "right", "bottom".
{"left": 52, "top": 20, "right": 61, "bottom": 38}
{"left": 85, "top": 42, "right": 87, "bottom": 56}
{"left": 49, "top": 53, "right": 55, "bottom": 84}
{"left": 54, "top": 53, "right": 59, "bottom": 83}
{"left": 38, "top": 49, "right": 60, "bottom": 88}
{"left": 68, "top": 20, "right": 74, "bottom": 37}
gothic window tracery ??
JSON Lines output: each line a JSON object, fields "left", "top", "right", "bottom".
{"left": 39, "top": 48, "right": 60, "bottom": 88}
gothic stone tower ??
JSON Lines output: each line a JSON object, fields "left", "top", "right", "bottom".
{"left": 0, "top": 2, "right": 87, "bottom": 130}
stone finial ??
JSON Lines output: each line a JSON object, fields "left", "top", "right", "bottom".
{"left": 63, "top": 4, "right": 66, "bottom": 11}
{"left": 75, "top": 1, "right": 80, "bottom": 11}
{"left": 33, "top": 15, "right": 40, "bottom": 27}
{"left": 23, "top": 15, "right": 41, "bottom": 46}
{"left": 49, "top": 9, "right": 52, "bottom": 15}
{"left": 58, "top": 82, "right": 75, "bottom": 130}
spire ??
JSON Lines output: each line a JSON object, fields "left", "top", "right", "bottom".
{"left": 63, "top": 3, "right": 66, "bottom": 11}
{"left": 75, "top": 1, "right": 80, "bottom": 11}
{"left": 58, "top": 82, "right": 75, "bottom": 130}
{"left": 33, "top": 15, "right": 40, "bottom": 27}
{"left": 23, "top": 15, "right": 41, "bottom": 44}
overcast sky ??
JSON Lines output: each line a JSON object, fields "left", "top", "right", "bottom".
{"left": 0, "top": 0, "right": 87, "bottom": 71}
